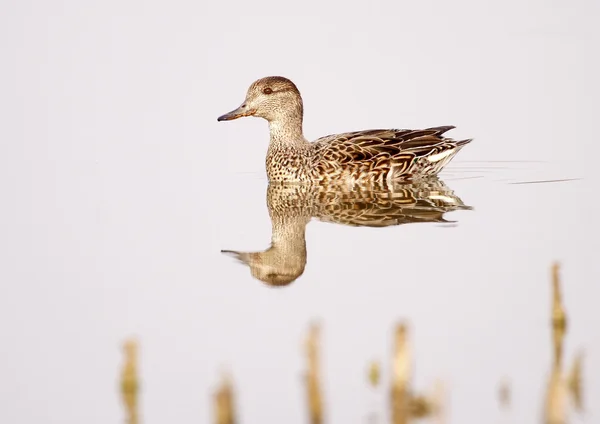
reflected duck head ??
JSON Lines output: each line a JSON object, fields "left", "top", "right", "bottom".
{"left": 221, "top": 247, "right": 306, "bottom": 287}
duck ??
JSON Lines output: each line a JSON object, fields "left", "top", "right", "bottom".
{"left": 217, "top": 76, "right": 472, "bottom": 184}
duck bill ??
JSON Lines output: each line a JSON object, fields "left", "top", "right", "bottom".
{"left": 217, "top": 104, "right": 255, "bottom": 121}
{"left": 221, "top": 249, "right": 251, "bottom": 264}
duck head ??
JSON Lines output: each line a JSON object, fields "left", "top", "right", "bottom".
{"left": 217, "top": 76, "right": 304, "bottom": 124}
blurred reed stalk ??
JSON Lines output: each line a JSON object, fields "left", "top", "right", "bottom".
{"left": 120, "top": 338, "right": 140, "bottom": 424}
{"left": 368, "top": 361, "right": 381, "bottom": 388}
{"left": 366, "top": 360, "right": 382, "bottom": 424}
{"left": 543, "top": 262, "right": 583, "bottom": 424}
{"left": 304, "top": 322, "right": 324, "bottom": 424}
{"left": 551, "top": 262, "right": 567, "bottom": 365}
{"left": 390, "top": 323, "right": 411, "bottom": 424}
{"left": 213, "top": 372, "right": 236, "bottom": 424}
{"left": 498, "top": 377, "right": 511, "bottom": 409}
{"left": 390, "top": 323, "right": 444, "bottom": 424}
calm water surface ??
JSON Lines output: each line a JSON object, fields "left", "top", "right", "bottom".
{"left": 1, "top": 2, "right": 598, "bottom": 424}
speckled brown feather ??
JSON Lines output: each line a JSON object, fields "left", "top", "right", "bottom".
{"left": 310, "top": 126, "right": 471, "bottom": 184}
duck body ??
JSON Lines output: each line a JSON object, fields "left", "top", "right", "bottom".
{"left": 218, "top": 76, "right": 472, "bottom": 184}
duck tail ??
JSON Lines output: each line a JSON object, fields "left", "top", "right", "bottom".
{"left": 455, "top": 138, "right": 473, "bottom": 148}
{"left": 426, "top": 125, "right": 456, "bottom": 136}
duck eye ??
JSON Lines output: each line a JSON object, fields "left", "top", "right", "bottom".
{"left": 263, "top": 87, "right": 273, "bottom": 95}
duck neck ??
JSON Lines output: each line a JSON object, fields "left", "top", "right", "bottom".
{"left": 268, "top": 115, "right": 307, "bottom": 148}
{"left": 271, "top": 216, "right": 308, "bottom": 250}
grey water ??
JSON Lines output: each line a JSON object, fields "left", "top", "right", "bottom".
{"left": 0, "top": 1, "right": 598, "bottom": 424}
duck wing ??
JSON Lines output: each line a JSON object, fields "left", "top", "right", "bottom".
{"left": 311, "top": 126, "right": 471, "bottom": 180}
{"left": 313, "top": 126, "right": 469, "bottom": 159}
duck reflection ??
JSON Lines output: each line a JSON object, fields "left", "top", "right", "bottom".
{"left": 222, "top": 177, "right": 471, "bottom": 286}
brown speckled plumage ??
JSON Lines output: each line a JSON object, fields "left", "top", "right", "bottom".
{"left": 218, "top": 76, "right": 472, "bottom": 184}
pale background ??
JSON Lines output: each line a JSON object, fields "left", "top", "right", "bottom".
{"left": 1, "top": 1, "right": 598, "bottom": 423}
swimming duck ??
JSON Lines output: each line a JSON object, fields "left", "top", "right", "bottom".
{"left": 218, "top": 76, "right": 471, "bottom": 184}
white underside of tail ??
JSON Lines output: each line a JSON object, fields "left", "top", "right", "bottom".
{"left": 427, "top": 148, "right": 455, "bottom": 163}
